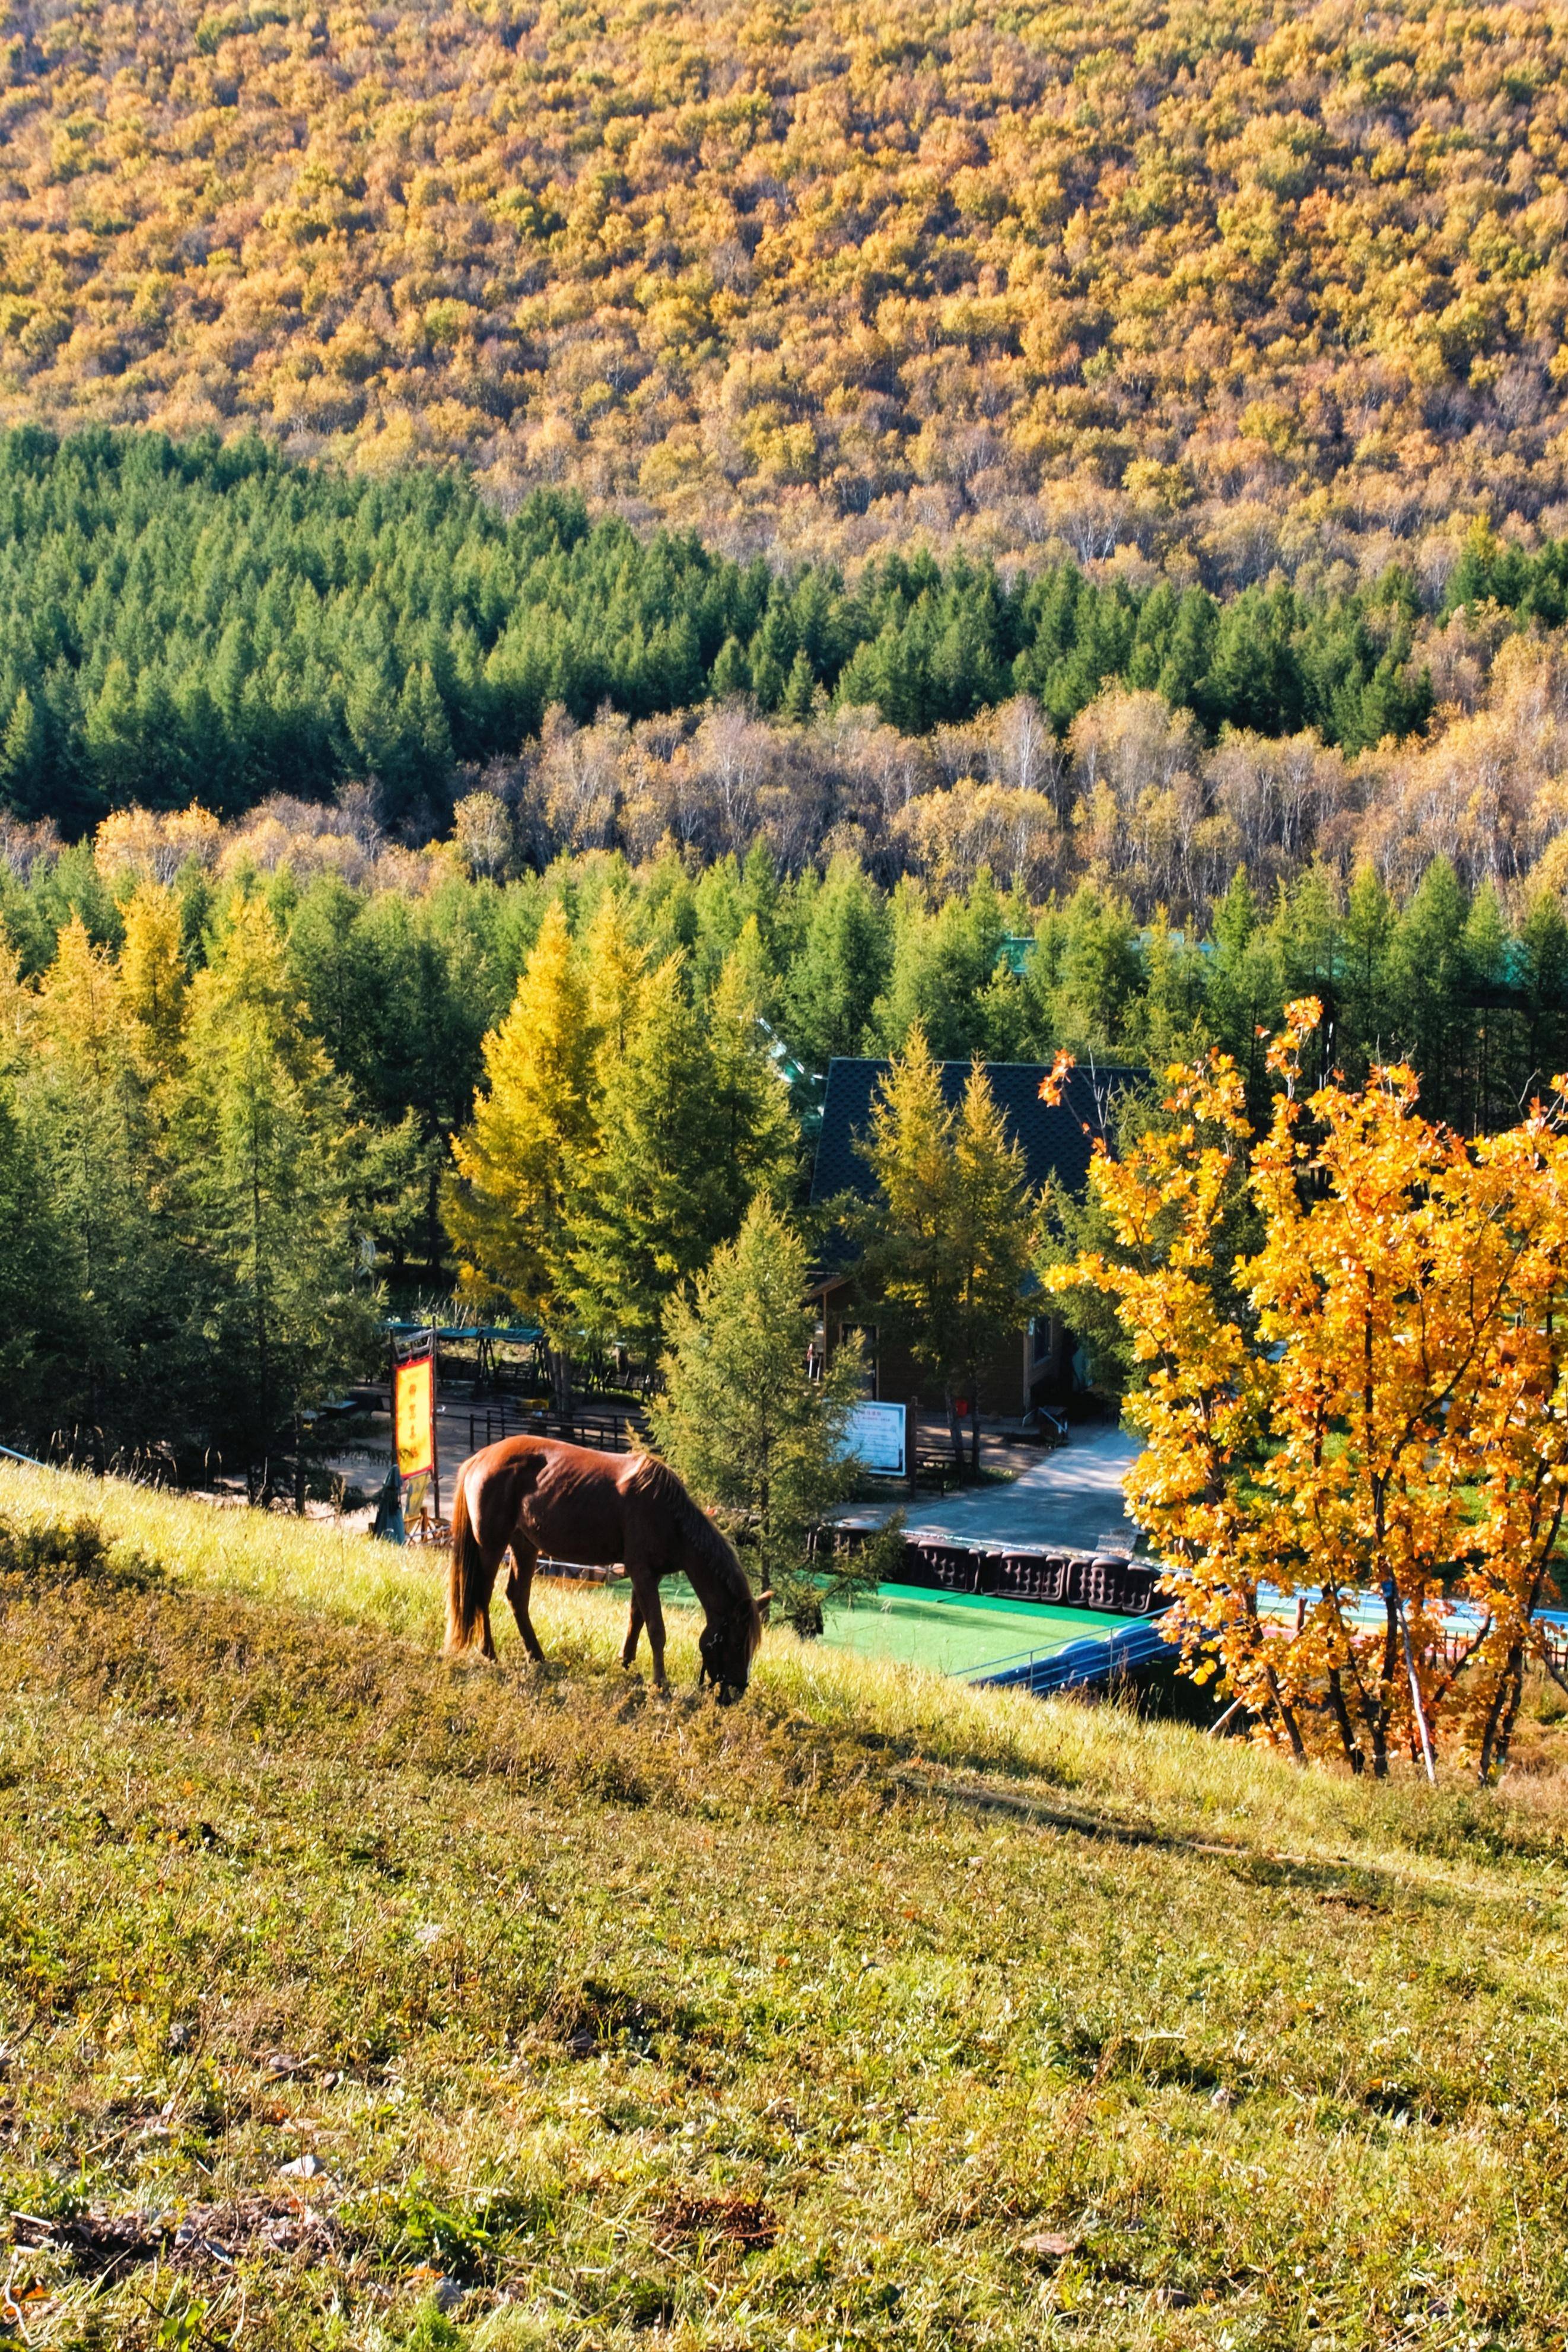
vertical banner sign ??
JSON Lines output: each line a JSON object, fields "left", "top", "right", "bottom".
{"left": 394, "top": 1352, "right": 435, "bottom": 1479}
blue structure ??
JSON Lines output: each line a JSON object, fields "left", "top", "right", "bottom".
{"left": 968, "top": 1613, "right": 1176, "bottom": 1698}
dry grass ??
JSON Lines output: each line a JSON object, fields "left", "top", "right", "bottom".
{"left": 1, "top": 1461, "right": 1566, "bottom": 2349}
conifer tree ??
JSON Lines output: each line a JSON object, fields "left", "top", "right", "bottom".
{"left": 709, "top": 635, "right": 750, "bottom": 700}
{"left": 120, "top": 881, "right": 188, "bottom": 1075}
{"left": 781, "top": 649, "right": 818, "bottom": 724}
{"left": 855, "top": 1025, "right": 1033, "bottom": 1467}
{"left": 778, "top": 853, "right": 889, "bottom": 1067}
{"left": 23, "top": 916, "right": 166, "bottom": 1448}
{"left": 583, "top": 888, "right": 646, "bottom": 1061}
{"left": 1521, "top": 892, "right": 1568, "bottom": 1101}
{"left": 171, "top": 897, "right": 380, "bottom": 1481}
{"left": 0, "top": 687, "right": 46, "bottom": 816}
{"left": 1041, "top": 885, "right": 1143, "bottom": 1056}
{"left": 0, "top": 1070, "right": 71, "bottom": 1432}
{"left": 1389, "top": 855, "right": 1469, "bottom": 1121}
{"left": 707, "top": 936, "right": 799, "bottom": 1210}
{"left": 286, "top": 875, "right": 389, "bottom": 1103}
{"left": 566, "top": 954, "right": 734, "bottom": 1349}
{"left": 1206, "top": 868, "right": 1283, "bottom": 1105}
{"left": 653, "top": 1197, "right": 876, "bottom": 1634}
{"left": 1340, "top": 862, "right": 1394, "bottom": 1078}
{"left": 947, "top": 1061, "right": 1037, "bottom": 1470}
{"left": 444, "top": 900, "right": 596, "bottom": 1332}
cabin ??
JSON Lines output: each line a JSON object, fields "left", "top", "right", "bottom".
{"left": 806, "top": 1055, "right": 1144, "bottom": 1420}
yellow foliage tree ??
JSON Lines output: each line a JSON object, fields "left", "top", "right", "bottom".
{"left": 119, "top": 881, "right": 187, "bottom": 1075}
{"left": 443, "top": 902, "right": 596, "bottom": 1339}
{"left": 1045, "top": 1002, "right": 1568, "bottom": 1783}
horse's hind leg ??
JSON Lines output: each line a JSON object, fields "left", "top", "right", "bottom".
{"left": 504, "top": 1542, "right": 546, "bottom": 1663}
{"left": 621, "top": 1600, "right": 644, "bottom": 1669}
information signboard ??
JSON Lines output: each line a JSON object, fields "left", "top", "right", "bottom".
{"left": 842, "top": 1399, "right": 909, "bottom": 1477}
{"left": 393, "top": 1352, "right": 435, "bottom": 1478}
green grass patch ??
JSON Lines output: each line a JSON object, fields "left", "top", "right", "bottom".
{"left": 1, "top": 1463, "right": 1566, "bottom": 2347}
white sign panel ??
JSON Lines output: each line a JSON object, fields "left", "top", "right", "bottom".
{"left": 842, "top": 1400, "right": 908, "bottom": 1477}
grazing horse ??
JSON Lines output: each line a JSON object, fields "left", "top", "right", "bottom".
{"left": 446, "top": 1435, "right": 762, "bottom": 1699}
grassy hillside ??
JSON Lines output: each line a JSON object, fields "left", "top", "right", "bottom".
{"left": 0, "top": 0, "right": 1563, "bottom": 575}
{"left": 3, "top": 1459, "right": 1568, "bottom": 2348}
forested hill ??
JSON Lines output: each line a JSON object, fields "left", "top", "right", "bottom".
{"left": 0, "top": 424, "right": 1504, "bottom": 832}
{"left": 0, "top": 0, "right": 1564, "bottom": 577}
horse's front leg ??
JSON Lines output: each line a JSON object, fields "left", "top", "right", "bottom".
{"left": 504, "top": 1543, "right": 546, "bottom": 1663}
{"left": 621, "top": 1598, "right": 644, "bottom": 1670}
{"left": 641, "top": 1585, "right": 669, "bottom": 1690}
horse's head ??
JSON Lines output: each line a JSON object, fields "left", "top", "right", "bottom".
{"left": 698, "top": 1593, "right": 765, "bottom": 1704}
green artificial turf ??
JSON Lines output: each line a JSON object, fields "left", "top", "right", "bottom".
{"left": 820, "top": 1585, "right": 1128, "bottom": 1679}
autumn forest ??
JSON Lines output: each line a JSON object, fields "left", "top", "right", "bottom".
{"left": 1, "top": 0, "right": 1565, "bottom": 584}
{"left": 7, "top": 0, "right": 1568, "bottom": 1473}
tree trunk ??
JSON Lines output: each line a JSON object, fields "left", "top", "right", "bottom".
{"left": 1327, "top": 1668, "right": 1365, "bottom": 1773}
{"left": 968, "top": 1380, "right": 981, "bottom": 1477}
{"left": 1263, "top": 1661, "right": 1307, "bottom": 1763}
{"left": 425, "top": 1163, "right": 442, "bottom": 1283}
{"left": 943, "top": 1384, "right": 963, "bottom": 1471}
{"left": 1478, "top": 1641, "right": 1526, "bottom": 1784}
{"left": 1367, "top": 1587, "right": 1402, "bottom": 1780}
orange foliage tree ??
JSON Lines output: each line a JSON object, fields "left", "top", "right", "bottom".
{"left": 1044, "top": 1004, "right": 1568, "bottom": 1782}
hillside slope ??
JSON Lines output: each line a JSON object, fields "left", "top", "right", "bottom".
{"left": 2, "top": 1461, "right": 1567, "bottom": 2347}
{"left": 1, "top": 0, "right": 1565, "bottom": 574}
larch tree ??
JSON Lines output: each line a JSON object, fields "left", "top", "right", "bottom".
{"left": 171, "top": 896, "right": 380, "bottom": 1485}
{"left": 947, "top": 1061, "right": 1037, "bottom": 1472}
{"left": 119, "top": 880, "right": 189, "bottom": 1076}
{"left": 855, "top": 1024, "right": 1035, "bottom": 1469}
{"left": 443, "top": 899, "right": 597, "bottom": 1361}
{"left": 566, "top": 953, "right": 739, "bottom": 1351}
{"left": 22, "top": 916, "right": 168, "bottom": 1450}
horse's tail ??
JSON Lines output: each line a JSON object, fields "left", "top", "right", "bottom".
{"left": 446, "top": 1471, "right": 485, "bottom": 1654}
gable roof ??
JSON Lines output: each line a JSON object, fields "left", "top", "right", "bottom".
{"left": 808, "top": 1057, "right": 1147, "bottom": 1210}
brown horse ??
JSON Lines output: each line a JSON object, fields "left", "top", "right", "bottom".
{"left": 446, "top": 1436, "right": 762, "bottom": 1699}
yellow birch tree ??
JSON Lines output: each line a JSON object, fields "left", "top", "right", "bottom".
{"left": 1045, "top": 1003, "right": 1568, "bottom": 1782}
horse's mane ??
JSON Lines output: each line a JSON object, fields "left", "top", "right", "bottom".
{"left": 632, "top": 1454, "right": 761, "bottom": 1660}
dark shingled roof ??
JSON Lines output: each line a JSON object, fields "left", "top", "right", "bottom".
{"left": 809, "top": 1058, "right": 1147, "bottom": 1210}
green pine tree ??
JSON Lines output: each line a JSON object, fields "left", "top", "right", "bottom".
{"left": 1340, "top": 862, "right": 1394, "bottom": 1079}
{"left": 170, "top": 897, "right": 382, "bottom": 1481}
{"left": 566, "top": 936, "right": 793, "bottom": 1351}
{"left": 781, "top": 647, "right": 818, "bottom": 724}
{"left": 21, "top": 916, "right": 170, "bottom": 1448}
{"left": 710, "top": 634, "right": 752, "bottom": 700}
{"left": 0, "top": 1068, "right": 72, "bottom": 1435}
{"left": 778, "top": 853, "right": 889, "bottom": 1067}
{"left": 651, "top": 1196, "right": 877, "bottom": 1634}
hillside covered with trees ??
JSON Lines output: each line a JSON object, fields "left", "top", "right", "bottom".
{"left": 0, "top": 0, "right": 1564, "bottom": 583}
{"left": 7, "top": 427, "right": 1568, "bottom": 914}
{"left": 5, "top": 785, "right": 1568, "bottom": 1469}
{"left": 0, "top": 428, "right": 1441, "bottom": 835}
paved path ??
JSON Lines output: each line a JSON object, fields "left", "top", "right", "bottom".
{"left": 842, "top": 1423, "right": 1143, "bottom": 1552}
